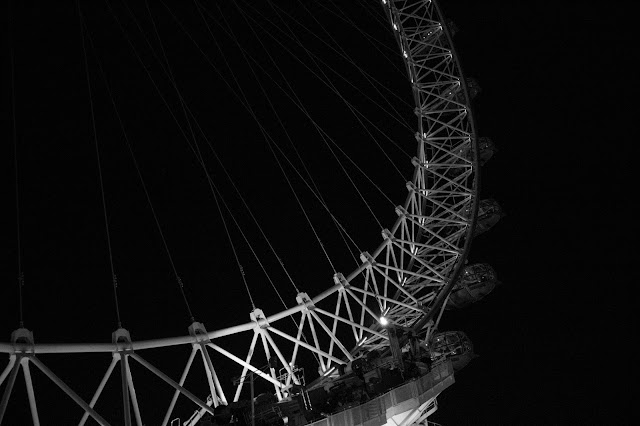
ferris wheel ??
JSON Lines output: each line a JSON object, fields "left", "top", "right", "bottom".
{"left": 1, "top": 1, "right": 502, "bottom": 425}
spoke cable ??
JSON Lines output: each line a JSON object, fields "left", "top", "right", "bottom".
{"left": 334, "top": 0, "right": 400, "bottom": 50}
{"left": 117, "top": 0, "right": 257, "bottom": 310}
{"left": 177, "top": 0, "right": 353, "bottom": 283}
{"left": 213, "top": 190, "right": 257, "bottom": 310}
{"left": 108, "top": 0, "right": 282, "bottom": 309}
{"left": 86, "top": 2, "right": 376, "bottom": 361}
{"left": 113, "top": 0, "right": 305, "bottom": 300}
{"left": 278, "top": 0, "right": 413, "bottom": 129}
{"left": 199, "top": 2, "right": 395, "bottom": 230}
{"left": 323, "top": 0, "right": 405, "bottom": 73}
{"left": 9, "top": 0, "right": 25, "bottom": 328}
{"left": 78, "top": 3, "right": 122, "bottom": 328}
{"left": 146, "top": 0, "right": 299, "bottom": 303}
{"left": 112, "top": 1, "right": 391, "bottom": 311}
{"left": 83, "top": 12, "right": 196, "bottom": 323}
{"left": 229, "top": 0, "right": 362, "bottom": 267}
{"left": 263, "top": 3, "right": 388, "bottom": 230}
{"left": 213, "top": 3, "right": 338, "bottom": 274}
{"left": 192, "top": 1, "right": 363, "bottom": 254}
{"left": 221, "top": 2, "right": 405, "bottom": 205}
{"left": 239, "top": 0, "right": 414, "bottom": 138}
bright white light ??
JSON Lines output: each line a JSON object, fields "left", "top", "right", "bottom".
{"left": 379, "top": 316, "right": 389, "bottom": 326}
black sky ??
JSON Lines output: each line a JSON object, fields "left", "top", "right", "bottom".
{"left": 1, "top": 0, "right": 629, "bottom": 424}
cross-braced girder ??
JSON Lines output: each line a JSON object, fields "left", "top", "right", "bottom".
{"left": 0, "top": 1, "right": 479, "bottom": 423}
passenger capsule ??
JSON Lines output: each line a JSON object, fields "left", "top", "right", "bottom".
{"left": 446, "top": 263, "right": 500, "bottom": 309}
{"left": 445, "top": 19, "right": 458, "bottom": 37}
{"left": 478, "top": 137, "right": 496, "bottom": 165}
{"left": 430, "top": 331, "right": 475, "bottom": 371}
{"left": 466, "top": 77, "right": 481, "bottom": 99}
{"left": 474, "top": 198, "right": 503, "bottom": 236}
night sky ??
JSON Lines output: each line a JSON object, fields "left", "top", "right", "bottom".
{"left": 1, "top": 1, "right": 627, "bottom": 424}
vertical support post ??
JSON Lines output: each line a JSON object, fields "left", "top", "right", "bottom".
{"left": 358, "top": 268, "right": 371, "bottom": 339}
{"left": 199, "top": 344, "right": 227, "bottom": 406}
{"left": 233, "top": 332, "right": 259, "bottom": 403}
{"left": 384, "top": 241, "right": 392, "bottom": 304}
{"left": 345, "top": 287, "right": 381, "bottom": 326}
{"left": 0, "top": 357, "right": 20, "bottom": 424}
{"left": 309, "top": 310, "right": 354, "bottom": 361}
{"left": 358, "top": 283, "right": 367, "bottom": 340}
{"left": 128, "top": 353, "right": 215, "bottom": 416}
{"left": 21, "top": 358, "right": 40, "bottom": 426}
{"left": 210, "top": 362, "right": 227, "bottom": 406}
{"left": 340, "top": 289, "right": 359, "bottom": 342}
{"left": 0, "top": 356, "right": 17, "bottom": 387}
{"left": 326, "top": 291, "right": 343, "bottom": 366}
{"left": 79, "top": 355, "right": 119, "bottom": 426}
{"left": 306, "top": 314, "right": 326, "bottom": 372}
{"left": 263, "top": 330, "right": 299, "bottom": 385}
{"left": 287, "top": 313, "right": 307, "bottom": 386}
{"left": 259, "top": 332, "right": 282, "bottom": 401}
{"left": 198, "top": 346, "right": 218, "bottom": 408}
{"left": 162, "top": 346, "right": 197, "bottom": 426}
{"left": 124, "top": 355, "right": 143, "bottom": 426}
{"left": 120, "top": 353, "right": 132, "bottom": 426}
{"left": 29, "top": 356, "right": 110, "bottom": 426}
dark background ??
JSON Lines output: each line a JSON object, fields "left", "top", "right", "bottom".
{"left": 1, "top": 0, "right": 629, "bottom": 424}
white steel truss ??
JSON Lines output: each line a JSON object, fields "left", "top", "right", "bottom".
{"left": 0, "top": 1, "right": 479, "bottom": 424}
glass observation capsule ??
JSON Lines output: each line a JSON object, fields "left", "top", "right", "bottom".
{"left": 478, "top": 137, "right": 496, "bottom": 165}
{"left": 474, "top": 198, "right": 504, "bottom": 236}
{"left": 446, "top": 263, "right": 499, "bottom": 309}
{"left": 429, "top": 331, "right": 475, "bottom": 371}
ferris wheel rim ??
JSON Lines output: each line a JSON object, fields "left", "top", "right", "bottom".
{"left": 2, "top": 0, "right": 479, "bottom": 360}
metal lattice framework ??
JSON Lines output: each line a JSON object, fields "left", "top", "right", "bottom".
{"left": 0, "top": 1, "right": 479, "bottom": 424}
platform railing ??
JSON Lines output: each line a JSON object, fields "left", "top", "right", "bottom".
{"left": 308, "top": 360, "right": 453, "bottom": 426}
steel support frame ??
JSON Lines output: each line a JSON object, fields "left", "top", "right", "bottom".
{"left": 0, "top": 2, "right": 479, "bottom": 423}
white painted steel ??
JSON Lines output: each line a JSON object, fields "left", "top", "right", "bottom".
{"left": 0, "top": 1, "right": 479, "bottom": 423}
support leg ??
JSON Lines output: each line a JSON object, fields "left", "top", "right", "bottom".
{"left": 263, "top": 330, "right": 299, "bottom": 385}
{"left": 120, "top": 354, "right": 132, "bottom": 426}
{"left": 79, "top": 356, "right": 119, "bottom": 426}
{"left": 0, "top": 358, "right": 20, "bottom": 424}
{"left": 198, "top": 346, "right": 218, "bottom": 408}
{"left": 129, "top": 353, "right": 214, "bottom": 416}
{"left": 22, "top": 359, "right": 40, "bottom": 426}
{"left": 200, "top": 344, "right": 227, "bottom": 405}
{"left": 29, "top": 356, "right": 110, "bottom": 426}
{"left": 233, "top": 332, "right": 258, "bottom": 403}
{"left": 0, "top": 357, "right": 17, "bottom": 387}
{"left": 162, "top": 346, "right": 197, "bottom": 426}
{"left": 259, "top": 332, "right": 282, "bottom": 400}
{"left": 124, "top": 355, "right": 143, "bottom": 426}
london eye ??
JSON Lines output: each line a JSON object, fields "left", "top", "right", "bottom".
{"left": 1, "top": 1, "right": 502, "bottom": 424}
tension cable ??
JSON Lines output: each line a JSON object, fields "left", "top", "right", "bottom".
{"left": 9, "top": 0, "right": 25, "bottom": 328}
{"left": 78, "top": 3, "right": 122, "bottom": 328}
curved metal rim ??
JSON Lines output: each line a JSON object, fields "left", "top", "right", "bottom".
{"left": 1, "top": 0, "right": 480, "bottom": 359}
